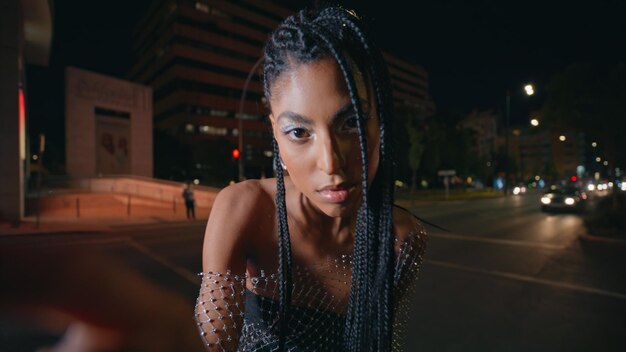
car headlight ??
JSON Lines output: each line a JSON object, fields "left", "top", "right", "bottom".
{"left": 541, "top": 197, "right": 551, "bottom": 205}
{"left": 513, "top": 187, "right": 521, "bottom": 195}
{"left": 565, "top": 197, "right": 576, "bottom": 205}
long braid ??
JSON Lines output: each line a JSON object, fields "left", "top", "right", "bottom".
{"left": 304, "top": 19, "right": 374, "bottom": 350}
{"left": 273, "top": 138, "right": 293, "bottom": 351}
{"left": 327, "top": 10, "right": 397, "bottom": 350}
{"left": 371, "top": 37, "right": 395, "bottom": 350}
{"left": 313, "top": 9, "right": 396, "bottom": 350}
{"left": 336, "top": 10, "right": 397, "bottom": 350}
{"left": 263, "top": 5, "right": 397, "bottom": 351}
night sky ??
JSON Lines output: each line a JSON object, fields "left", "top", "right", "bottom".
{"left": 338, "top": 0, "right": 626, "bottom": 118}
{"left": 29, "top": 0, "right": 626, "bottom": 147}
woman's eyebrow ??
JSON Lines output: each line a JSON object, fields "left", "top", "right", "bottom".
{"left": 331, "top": 101, "right": 370, "bottom": 123}
{"left": 276, "top": 101, "right": 368, "bottom": 125}
{"left": 276, "top": 111, "right": 313, "bottom": 126}
{"left": 330, "top": 103, "right": 355, "bottom": 123}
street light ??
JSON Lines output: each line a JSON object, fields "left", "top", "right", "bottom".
{"left": 524, "top": 84, "right": 535, "bottom": 96}
{"left": 530, "top": 118, "right": 539, "bottom": 127}
{"left": 559, "top": 135, "right": 566, "bottom": 142}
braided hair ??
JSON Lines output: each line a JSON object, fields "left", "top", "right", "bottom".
{"left": 263, "top": 5, "right": 396, "bottom": 351}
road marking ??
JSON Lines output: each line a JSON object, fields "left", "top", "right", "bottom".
{"left": 139, "top": 232, "right": 202, "bottom": 246}
{"left": 8, "top": 233, "right": 202, "bottom": 286}
{"left": 424, "top": 259, "right": 626, "bottom": 301}
{"left": 19, "top": 236, "right": 128, "bottom": 248}
{"left": 127, "top": 239, "right": 200, "bottom": 286}
{"left": 428, "top": 232, "right": 568, "bottom": 250}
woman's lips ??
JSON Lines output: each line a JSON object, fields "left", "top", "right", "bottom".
{"left": 317, "top": 185, "right": 354, "bottom": 203}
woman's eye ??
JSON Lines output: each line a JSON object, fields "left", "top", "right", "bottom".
{"left": 288, "top": 128, "right": 310, "bottom": 139}
{"left": 342, "top": 115, "right": 359, "bottom": 131}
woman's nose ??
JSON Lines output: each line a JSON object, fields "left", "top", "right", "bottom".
{"left": 316, "top": 134, "right": 345, "bottom": 175}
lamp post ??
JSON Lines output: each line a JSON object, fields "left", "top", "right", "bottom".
{"left": 504, "top": 83, "right": 534, "bottom": 196}
{"left": 504, "top": 91, "right": 511, "bottom": 196}
{"left": 237, "top": 56, "right": 264, "bottom": 182}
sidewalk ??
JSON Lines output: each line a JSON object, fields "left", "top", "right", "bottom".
{"left": 1, "top": 192, "right": 211, "bottom": 237}
{"left": 0, "top": 216, "right": 204, "bottom": 237}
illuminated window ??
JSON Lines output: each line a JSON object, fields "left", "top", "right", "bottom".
{"left": 199, "top": 125, "right": 227, "bottom": 136}
{"left": 195, "top": 2, "right": 209, "bottom": 13}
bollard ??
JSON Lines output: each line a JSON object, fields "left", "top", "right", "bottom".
{"left": 35, "top": 193, "right": 41, "bottom": 229}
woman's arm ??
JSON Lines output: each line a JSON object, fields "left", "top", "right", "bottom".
{"left": 196, "top": 180, "right": 270, "bottom": 351}
{"left": 392, "top": 205, "right": 428, "bottom": 296}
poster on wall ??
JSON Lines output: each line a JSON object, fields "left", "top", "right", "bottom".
{"left": 95, "top": 115, "right": 131, "bottom": 175}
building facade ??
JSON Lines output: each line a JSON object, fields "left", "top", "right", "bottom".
{"left": 0, "top": 0, "right": 52, "bottom": 221}
{"left": 509, "top": 125, "right": 585, "bottom": 183}
{"left": 384, "top": 52, "right": 435, "bottom": 118}
{"left": 130, "top": 0, "right": 433, "bottom": 185}
{"left": 459, "top": 109, "right": 498, "bottom": 160}
{"left": 66, "top": 67, "right": 153, "bottom": 179}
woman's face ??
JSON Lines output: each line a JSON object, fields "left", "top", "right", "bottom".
{"left": 269, "top": 57, "right": 380, "bottom": 218}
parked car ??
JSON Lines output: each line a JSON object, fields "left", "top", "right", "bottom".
{"left": 540, "top": 186, "right": 587, "bottom": 213}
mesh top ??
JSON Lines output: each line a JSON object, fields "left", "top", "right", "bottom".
{"left": 195, "top": 223, "right": 427, "bottom": 351}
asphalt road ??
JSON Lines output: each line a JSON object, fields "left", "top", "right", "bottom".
{"left": 405, "top": 190, "right": 626, "bottom": 351}
{"left": 2, "top": 190, "right": 625, "bottom": 351}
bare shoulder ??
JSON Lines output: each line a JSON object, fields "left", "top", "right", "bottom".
{"left": 202, "top": 179, "right": 276, "bottom": 274}
{"left": 211, "top": 179, "right": 274, "bottom": 217}
{"left": 392, "top": 204, "right": 428, "bottom": 255}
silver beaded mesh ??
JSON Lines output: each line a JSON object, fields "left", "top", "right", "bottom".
{"left": 195, "top": 225, "right": 427, "bottom": 351}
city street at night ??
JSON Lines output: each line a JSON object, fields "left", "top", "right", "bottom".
{"left": 3, "top": 1, "right": 626, "bottom": 351}
{"left": 2, "top": 191, "right": 624, "bottom": 351}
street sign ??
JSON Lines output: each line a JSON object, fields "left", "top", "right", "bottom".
{"left": 437, "top": 169, "right": 456, "bottom": 176}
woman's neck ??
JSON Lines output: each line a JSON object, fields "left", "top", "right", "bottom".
{"left": 290, "top": 186, "right": 357, "bottom": 247}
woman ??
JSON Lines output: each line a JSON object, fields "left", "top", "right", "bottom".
{"left": 196, "top": 5, "right": 427, "bottom": 351}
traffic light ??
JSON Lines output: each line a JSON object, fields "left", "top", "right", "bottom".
{"left": 232, "top": 148, "right": 240, "bottom": 159}
{"left": 570, "top": 175, "right": 577, "bottom": 182}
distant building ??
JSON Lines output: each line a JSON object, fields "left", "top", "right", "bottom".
{"left": 509, "top": 114, "right": 585, "bottom": 182}
{"left": 510, "top": 127, "right": 550, "bottom": 180}
{"left": 129, "top": 0, "right": 433, "bottom": 184}
{"left": 383, "top": 53, "right": 435, "bottom": 118}
{"left": 550, "top": 130, "right": 585, "bottom": 178}
{"left": 459, "top": 109, "right": 498, "bottom": 160}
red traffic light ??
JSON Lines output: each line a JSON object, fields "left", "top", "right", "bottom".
{"left": 232, "top": 148, "right": 240, "bottom": 159}
{"left": 570, "top": 175, "right": 577, "bottom": 182}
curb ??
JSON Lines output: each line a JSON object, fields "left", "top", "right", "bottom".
{"left": 0, "top": 217, "right": 207, "bottom": 237}
{"left": 578, "top": 233, "right": 626, "bottom": 247}
{"left": 0, "top": 226, "right": 108, "bottom": 237}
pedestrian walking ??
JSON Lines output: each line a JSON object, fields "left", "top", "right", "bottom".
{"left": 182, "top": 182, "right": 196, "bottom": 220}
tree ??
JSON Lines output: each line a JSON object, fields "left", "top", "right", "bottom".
{"left": 406, "top": 115, "right": 425, "bottom": 193}
{"left": 419, "top": 122, "right": 443, "bottom": 183}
